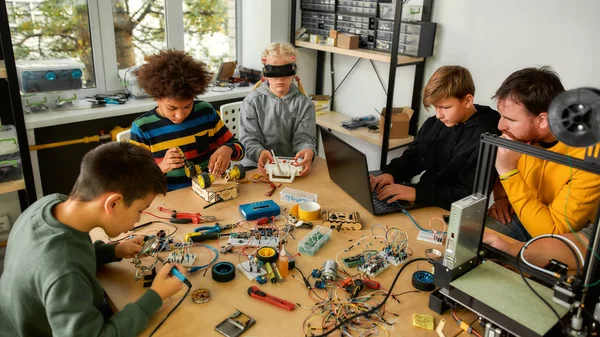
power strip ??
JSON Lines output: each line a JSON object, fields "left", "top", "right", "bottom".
{"left": 227, "top": 235, "right": 280, "bottom": 248}
{"left": 166, "top": 251, "right": 197, "bottom": 267}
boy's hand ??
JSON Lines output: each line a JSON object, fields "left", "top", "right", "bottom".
{"left": 293, "top": 149, "right": 314, "bottom": 176}
{"left": 115, "top": 236, "right": 145, "bottom": 259}
{"left": 151, "top": 263, "right": 186, "bottom": 301}
{"left": 159, "top": 148, "right": 184, "bottom": 173}
{"left": 257, "top": 150, "right": 274, "bottom": 174}
{"left": 209, "top": 146, "right": 233, "bottom": 177}
{"left": 377, "top": 184, "right": 416, "bottom": 203}
{"left": 370, "top": 173, "right": 394, "bottom": 192}
{"left": 488, "top": 196, "right": 514, "bottom": 225}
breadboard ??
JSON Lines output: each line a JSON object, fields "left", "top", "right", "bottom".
{"left": 417, "top": 230, "right": 444, "bottom": 245}
{"left": 227, "top": 235, "right": 280, "bottom": 248}
{"left": 166, "top": 251, "right": 196, "bottom": 267}
{"left": 236, "top": 261, "right": 267, "bottom": 280}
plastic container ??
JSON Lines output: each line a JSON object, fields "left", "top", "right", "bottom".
{"left": 379, "top": 3, "right": 395, "bottom": 20}
{"left": 378, "top": 20, "right": 394, "bottom": 31}
{"left": 0, "top": 125, "right": 19, "bottom": 157}
{"left": 298, "top": 226, "right": 332, "bottom": 256}
{"left": 280, "top": 187, "right": 318, "bottom": 204}
{"left": 0, "top": 155, "right": 22, "bottom": 184}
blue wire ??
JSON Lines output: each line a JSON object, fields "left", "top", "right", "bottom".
{"left": 188, "top": 244, "right": 219, "bottom": 273}
{"left": 401, "top": 209, "right": 448, "bottom": 235}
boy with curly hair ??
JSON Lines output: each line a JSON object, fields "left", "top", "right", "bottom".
{"left": 130, "top": 50, "right": 244, "bottom": 191}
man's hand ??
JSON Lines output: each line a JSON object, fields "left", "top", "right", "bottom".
{"left": 370, "top": 173, "right": 394, "bottom": 192}
{"left": 115, "top": 235, "right": 145, "bottom": 259}
{"left": 483, "top": 232, "right": 511, "bottom": 252}
{"left": 151, "top": 263, "right": 186, "bottom": 302}
{"left": 257, "top": 150, "right": 274, "bottom": 174}
{"left": 495, "top": 134, "right": 522, "bottom": 175}
{"left": 377, "top": 184, "right": 416, "bottom": 203}
{"left": 293, "top": 149, "right": 314, "bottom": 176}
{"left": 208, "top": 146, "right": 233, "bottom": 177}
{"left": 488, "top": 196, "right": 514, "bottom": 225}
{"left": 159, "top": 147, "right": 184, "bottom": 173}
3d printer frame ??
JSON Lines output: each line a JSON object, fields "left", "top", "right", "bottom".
{"left": 432, "top": 133, "right": 600, "bottom": 337}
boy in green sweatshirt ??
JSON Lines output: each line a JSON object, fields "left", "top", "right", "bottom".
{"left": 0, "top": 142, "right": 185, "bottom": 336}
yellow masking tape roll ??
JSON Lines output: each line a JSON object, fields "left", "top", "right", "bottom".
{"left": 298, "top": 201, "right": 321, "bottom": 221}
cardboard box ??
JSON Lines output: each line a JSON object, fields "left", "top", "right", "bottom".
{"left": 326, "top": 37, "right": 336, "bottom": 47}
{"left": 329, "top": 30, "right": 339, "bottom": 39}
{"left": 379, "top": 106, "right": 414, "bottom": 139}
{"left": 337, "top": 34, "right": 359, "bottom": 49}
{"left": 310, "top": 95, "right": 331, "bottom": 115}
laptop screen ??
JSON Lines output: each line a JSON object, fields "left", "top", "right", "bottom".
{"left": 320, "top": 127, "right": 375, "bottom": 214}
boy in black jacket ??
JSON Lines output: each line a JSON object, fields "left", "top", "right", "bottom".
{"left": 371, "top": 66, "right": 500, "bottom": 210}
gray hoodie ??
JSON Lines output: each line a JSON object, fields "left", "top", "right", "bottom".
{"left": 240, "top": 81, "right": 317, "bottom": 167}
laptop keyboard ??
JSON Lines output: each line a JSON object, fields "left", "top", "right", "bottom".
{"left": 372, "top": 191, "right": 407, "bottom": 212}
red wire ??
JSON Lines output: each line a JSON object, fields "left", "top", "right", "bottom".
{"left": 142, "top": 211, "right": 172, "bottom": 220}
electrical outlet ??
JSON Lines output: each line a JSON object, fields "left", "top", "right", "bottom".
{"left": 0, "top": 214, "right": 10, "bottom": 233}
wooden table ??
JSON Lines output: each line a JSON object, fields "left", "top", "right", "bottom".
{"left": 92, "top": 158, "right": 479, "bottom": 336}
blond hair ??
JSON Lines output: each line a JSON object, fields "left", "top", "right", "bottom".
{"left": 423, "top": 66, "right": 475, "bottom": 109}
{"left": 252, "top": 42, "right": 306, "bottom": 96}
{"left": 261, "top": 42, "right": 297, "bottom": 62}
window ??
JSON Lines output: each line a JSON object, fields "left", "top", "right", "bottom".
{"left": 183, "top": 0, "right": 236, "bottom": 71}
{"left": 7, "top": 0, "right": 238, "bottom": 94}
{"left": 112, "top": 0, "right": 167, "bottom": 70}
{"left": 8, "top": 0, "right": 97, "bottom": 88}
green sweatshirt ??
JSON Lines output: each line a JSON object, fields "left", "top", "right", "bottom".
{"left": 0, "top": 194, "right": 162, "bottom": 337}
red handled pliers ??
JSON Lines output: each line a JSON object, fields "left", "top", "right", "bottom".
{"left": 247, "top": 286, "right": 295, "bottom": 311}
{"left": 158, "top": 206, "right": 217, "bottom": 224}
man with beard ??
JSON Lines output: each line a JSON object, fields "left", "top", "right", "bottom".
{"left": 486, "top": 66, "right": 600, "bottom": 241}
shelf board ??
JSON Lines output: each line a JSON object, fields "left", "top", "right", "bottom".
{"left": 0, "top": 60, "right": 6, "bottom": 79}
{"left": 317, "top": 111, "right": 413, "bottom": 149}
{"left": 0, "top": 179, "right": 25, "bottom": 195}
{"left": 295, "top": 40, "right": 424, "bottom": 65}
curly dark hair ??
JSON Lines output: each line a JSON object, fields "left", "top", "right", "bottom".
{"left": 133, "top": 49, "right": 213, "bottom": 100}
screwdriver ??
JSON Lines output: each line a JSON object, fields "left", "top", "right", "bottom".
{"left": 156, "top": 256, "right": 192, "bottom": 287}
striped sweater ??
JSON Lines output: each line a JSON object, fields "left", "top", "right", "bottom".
{"left": 130, "top": 101, "right": 244, "bottom": 191}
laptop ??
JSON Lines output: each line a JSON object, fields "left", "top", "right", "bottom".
{"left": 320, "top": 126, "right": 422, "bottom": 215}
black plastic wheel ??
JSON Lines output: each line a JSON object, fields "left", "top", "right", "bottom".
{"left": 412, "top": 270, "right": 435, "bottom": 292}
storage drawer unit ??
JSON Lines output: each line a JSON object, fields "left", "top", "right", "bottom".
{"left": 375, "top": 21, "right": 436, "bottom": 57}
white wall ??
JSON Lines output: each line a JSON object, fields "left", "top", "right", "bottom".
{"left": 240, "top": 0, "right": 291, "bottom": 70}
{"left": 420, "top": 0, "right": 600, "bottom": 125}
{"left": 297, "top": 0, "right": 600, "bottom": 169}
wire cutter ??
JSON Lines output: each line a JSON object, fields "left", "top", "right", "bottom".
{"left": 193, "top": 223, "right": 234, "bottom": 234}
{"left": 158, "top": 206, "right": 216, "bottom": 224}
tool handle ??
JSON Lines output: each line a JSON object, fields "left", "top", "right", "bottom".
{"left": 170, "top": 218, "right": 193, "bottom": 224}
{"left": 248, "top": 286, "right": 295, "bottom": 311}
{"left": 187, "top": 232, "right": 220, "bottom": 242}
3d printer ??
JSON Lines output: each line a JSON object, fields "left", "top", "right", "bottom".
{"left": 430, "top": 88, "right": 600, "bottom": 337}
